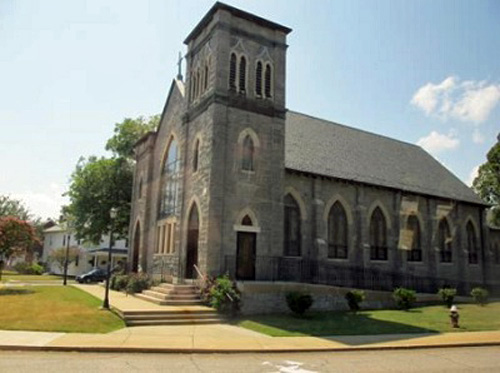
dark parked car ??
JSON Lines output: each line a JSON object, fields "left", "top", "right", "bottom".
{"left": 75, "top": 268, "right": 107, "bottom": 283}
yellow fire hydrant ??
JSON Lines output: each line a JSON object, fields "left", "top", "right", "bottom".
{"left": 450, "top": 305, "right": 460, "bottom": 328}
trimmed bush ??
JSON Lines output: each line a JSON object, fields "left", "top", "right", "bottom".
{"left": 438, "top": 288, "right": 457, "bottom": 308}
{"left": 13, "top": 262, "right": 44, "bottom": 275}
{"left": 207, "top": 274, "right": 241, "bottom": 316}
{"left": 471, "top": 287, "right": 489, "bottom": 306}
{"left": 393, "top": 287, "right": 416, "bottom": 310}
{"left": 110, "top": 274, "right": 130, "bottom": 291}
{"left": 125, "top": 273, "right": 152, "bottom": 294}
{"left": 345, "top": 290, "right": 365, "bottom": 312}
{"left": 286, "top": 291, "right": 313, "bottom": 316}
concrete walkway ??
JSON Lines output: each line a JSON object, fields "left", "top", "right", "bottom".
{"left": 0, "top": 284, "right": 499, "bottom": 353}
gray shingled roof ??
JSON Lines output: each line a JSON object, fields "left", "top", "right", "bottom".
{"left": 285, "top": 111, "right": 484, "bottom": 205}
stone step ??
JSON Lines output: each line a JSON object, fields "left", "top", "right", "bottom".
{"left": 121, "top": 308, "right": 215, "bottom": 317}
{"left": 124, "top": 312, "right": 219, "bottom": 321}
{"left": 135, "top": 293, "right": 204, "bottom": 306}
{"left": 142, "top": 290, "right": 199, "bottom": 301}
{"left": 125, "top": 318, "right": 223, "bottom": 327}
{"left": 149, "top": 287, "right": 200, "bottom": 297}
{"left": 158, "top": 283, "right": 197, "bottom": 293}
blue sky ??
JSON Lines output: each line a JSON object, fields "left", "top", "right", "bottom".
{"left": 1, "top": 0, "right": 499, "bottom": 219}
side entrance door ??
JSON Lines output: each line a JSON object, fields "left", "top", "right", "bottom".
{"left": 236, "top": 232, "right": 256, "bottom": 280}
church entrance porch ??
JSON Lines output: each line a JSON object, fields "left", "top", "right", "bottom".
{"left": 236, "top": 232, "right": 256, "bottom": 280}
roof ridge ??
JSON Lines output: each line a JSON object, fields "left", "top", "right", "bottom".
{"left": 287, "top": 110, "right": 421, "bottom": 149}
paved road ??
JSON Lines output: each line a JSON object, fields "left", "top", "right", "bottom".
{"left": 0, "top": 347, "right": 499, "bottom": 372}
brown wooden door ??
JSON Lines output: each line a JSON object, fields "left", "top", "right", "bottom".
{"left": 236, "top": 232, "right": 256, "bottom": 280}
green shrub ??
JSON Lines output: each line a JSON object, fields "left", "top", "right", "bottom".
{"left": 393, "top": 287, "right": 416, "bottom": 310}
{"left": 438, "top": 288, "right": 457, "bottom": 308}
{"left": 110, "top": 274, "right": 130, "bottom": 291}
{"left": 125, "top": 273, "right": 152, "bottom": 294}
{"left": 207, "top": 274, "right": 240, "bottom": 316}
{"left": 471, "top": 287, "right": 489, "bottom": 306}
{"left": 345, "top": 290, "right": 365, "bottom": 312}
{"left": 13, "top": 262, "right": 43, "bottom": 275}
{"left": 286, "top": 291, "right": 313, "bottom": 316}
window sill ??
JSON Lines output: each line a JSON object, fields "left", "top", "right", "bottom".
{"left": 326, "top": 257, "right": 349, "bottom": 262}
{"left": 370, "top": 259, "right": 389, "bottom": 263}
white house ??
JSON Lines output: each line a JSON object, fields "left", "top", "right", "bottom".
{"left": 42, "top": 224, "right": 129, "bottom": 276}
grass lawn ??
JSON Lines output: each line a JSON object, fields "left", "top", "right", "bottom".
{"left": 0, "top": 286, "right": 125, "bottom": 333}
{"left": 237, "top": 302, "right": 500, "bottom": 337}
{"left": 0, "top": 270, "right": 66, "bottom": 283}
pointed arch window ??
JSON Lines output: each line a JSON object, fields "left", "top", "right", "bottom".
{"left": 370, "top": 207, "right": 388, "bottom": 260}
{"left": 239, "top": 56, "right": 246, "bottom": 93}
{"left": 284, "top": 194, "right": 301, "bottom": 257}
{"left": 242, "top": 215, "right": 253, "bottom": 226}
{"left": 255, "top": 61, "right": 263, "bottom": 96}
{"left": 438, "top": 219, "right": 452, "bottom": 263}
{"left": 160, "top": 138, "right": 181, "bottom": 218}
{"left": 204, "top": 64, "right": 209, "bottom": 92}
{"left": 264, "top": 63, "right": 272, "bottom": 98}
{"left": 193, "top": 138, "right": 200, "bottom": 173}
{"left": 466, "top": 222, "right": 478, "bottom": 264}
{"left": 407, "top": 215, "right": 422, "bottom": 262}
{"left": 138, "top": 178, "right": 143, "bottom": 199}
{"left": 229, "top": 53, "right": 237, "bottom": 90}
{"left": 494, "top": 243, "right": 500, "bottom": 265}
{"left": 328, "top": 202, "right": 348, "bottom": 259}
{"left": 242, "top": 135, "right": 254, "bottom": 171}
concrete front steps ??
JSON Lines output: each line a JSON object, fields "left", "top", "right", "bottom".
{"left": 135, "top": 283, "right": 204, "bottom": 306}
{"left": 121, "top": 307, "right": 224, "bottom": 326}
{"left": 127, "top": 283, "right": 224, "bottom": 326}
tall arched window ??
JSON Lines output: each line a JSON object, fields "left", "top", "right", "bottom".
{"left": 328, "top": 202, "right": 348, "bottom": 259}
{"left": 204, "top": 64, "right": 209, "bottom": 91}
{"left": 438, "top": 219, "right": 452, "bottom": 263}
{"left": 264, "top": 63, "right": 272, "bottom": 98}
{"left": 407, "top": 215, "right": 422, "bottom": 262}
{"left": 242, "top": 135, "right": 254, "bottom": 171}
{"left": 229, "top": 53, "right": 237, "bottom": 90}
{"left": 255, "top": 61, "right": 263, "bottom": 96}
{"left": 239, "top": 56, "right": 246, "bottom": 93}
{"left": 370, "top": 207, "right": 387, "bottom": 260}
{"left": 193, "top": 138, "right": 200, "bottom": 172}
{"left": 495, "top": 243, "right": 500, "bottom": 265}
{"left": 466, "top": 222, "right": 478, "bottom": 264}
{"left": 160, "top": 138, "right": 180, "bottom": 217}
{"left": 284, "top": 194, "right": 301, "bottom": 256}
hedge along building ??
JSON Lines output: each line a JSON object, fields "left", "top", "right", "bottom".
{"left": 129, "top": 2, "right": 499, "bottom": 295}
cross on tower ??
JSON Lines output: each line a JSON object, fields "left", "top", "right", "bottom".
{"left": 176, "top": 52, "right": 183, "bottom": 81}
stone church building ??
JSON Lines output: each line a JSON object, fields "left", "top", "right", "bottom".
{"left": 129, "top": 2, "right": 500, "bottom": 295}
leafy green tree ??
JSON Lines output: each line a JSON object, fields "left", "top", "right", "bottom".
{"left": 105, "top": 115, "right": 159, "bottom": 159}
{"left": 66, "top": 157, "right": 132, "bottom": 244}
{"left": 0, "top": 217, "right": 39, "bottom": 279}
{"left": 473, "top": 134, "right": 500, "bottom": 227}
{"left": 48, "top": 246, "right": 81, "bottom": 272}
{"left": 0, "top": 195, "right": 31, "bottom": 220}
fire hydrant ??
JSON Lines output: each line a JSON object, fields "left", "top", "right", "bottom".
{"left": 450, "top": 305, "right": 460, "bottom": 328}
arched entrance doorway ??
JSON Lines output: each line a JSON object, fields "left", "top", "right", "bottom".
{"left": 132, "top": 221, "right": 141, "bottom": 272}
{"left": 185, "top": 204, "right": 199, "bottom": 279}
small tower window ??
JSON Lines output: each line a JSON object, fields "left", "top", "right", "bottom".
{"left": 229, "top": 53, "right": 237, "bottom": 90}
{"left": 239, "top": 56, "right": 246, "bottom": 93}
{"left": 193, "top": 139, "right": 200, "bottom": 172}
{"left": 242, "top": 135, "right": 254, "bottom": 171}
{"left": 264, "top": 63, "right": 272, "bottom": 98}
{"left": 255, "top": 61, "right": 263, "bottom": 96}
{"left": 204, "top": 64, "right": 209, "bottom": 92}
{"left": 242, "top": 215, "right": 253, "bottom": 226}
{"left": 192, "top": 74, "right": 197, "bottom": 100}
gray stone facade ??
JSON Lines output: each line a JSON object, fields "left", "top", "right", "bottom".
{"left": 129, "top": 3, "right": 499, "bottom": 295}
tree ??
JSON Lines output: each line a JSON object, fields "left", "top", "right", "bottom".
{"left": 65, "top": 156, "right": 133, "bottom": 244}
{"left": 105, "top": 115, "right": 159, "bottom": 159}
{"left": 0, "top": 195, "right": 31, "bottom": 220}
{"left": 48, "top": 246, "right": 81, "bottom": 272}
{"left": 0, "top": 217, "right": 39, "bottom": 279}
{"left": 65, "top": 115, "right": 158, "bottom": 245}
{"left": 473, "top": 134, "right": 500, "bottom": 227}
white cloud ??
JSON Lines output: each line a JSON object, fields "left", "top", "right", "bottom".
{"left": 472, "top": 128, "right": 485, "bottom": 144}
{"left": 411, "top": 76, "right": 500, "bottom": 124}
{"left": 416, "top": 130, "right": 460, "bottom": 155}
{"left": 11, "top": 183, "right": 69, "bottom": 220}
{"left": 467, "top": 165, "right": 480, "bottom": 187}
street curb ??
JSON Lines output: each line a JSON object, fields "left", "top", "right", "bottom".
{"left": 1, "top": 341, "right": 500, "bottom": 354}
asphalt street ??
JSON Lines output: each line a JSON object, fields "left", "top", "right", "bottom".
{"left": 0, "top": 346, "right": 499, "bottom": 372}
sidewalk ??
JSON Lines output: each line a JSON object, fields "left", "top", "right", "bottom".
{"left": 0, "top": 284, "right": 499, "bottom": 353}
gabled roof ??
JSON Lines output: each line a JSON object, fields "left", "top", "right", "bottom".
{"left": 285, "top": 111, "right": 485, "bottom": 205}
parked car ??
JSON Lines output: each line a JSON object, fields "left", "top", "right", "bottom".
{"left": 75, "top": 268, "right": 107, "bottom": 283}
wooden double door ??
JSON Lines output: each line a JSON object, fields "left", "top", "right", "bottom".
{"left": 236, "top": 232, "right": 256, "bottom": 280}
